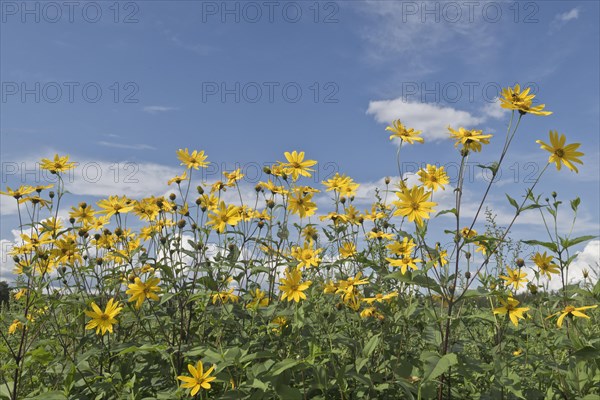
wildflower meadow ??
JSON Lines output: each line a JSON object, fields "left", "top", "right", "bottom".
{"left": 0, "top": 84, "right": 598, "bottom": 400}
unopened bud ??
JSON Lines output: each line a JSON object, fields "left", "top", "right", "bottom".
{"left": 169, "top": 193, "right": 176, "bottom": 201}
{"left": 197, "top": 185, "right": 204, "bottom": 194}
{"left": 516, "top": 258, "right": 525, "bottom": 267}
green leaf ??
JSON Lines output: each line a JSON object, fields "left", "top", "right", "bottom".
{"left": 362, "top": 333, "right": 381, "bottom": 358}
{"left": 270, "top": 359, "right": 300, "bottom": 376}
{"left": 560, "top": 235, "right": 596, "bottom": 250}
{"left": 522, "top": 240, "right": 558, "bottom": 253}
{"left": 435, "top": 208, "right": 457, "bottom": 217}
{"left": 422, "top": 353, "right": 458, "bottom": 382}
{"left": 572, "top": 346, "right": 600, "bottom": 361}
{"left": 506, "top": 194, "right": 520, "bottom": 211}
{"left": 570, "top": 197, "right": 580, "bottom": 212}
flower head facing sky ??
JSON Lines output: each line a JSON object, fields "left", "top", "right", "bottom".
{"left": 536, "top": 130, "right": 584, "bottom": 173}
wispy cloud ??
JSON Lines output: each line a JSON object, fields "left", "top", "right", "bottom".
{"left": 550, "top": 7, "right": 580, "bottom": 32}
{"left": 366, "top": 98, "right": 484, "bottom": 141}
{"left": 97, "top": 141, "right": 157, "bottom": 151}
{"left": 142, "top": 106, "right": 177, "bottom": 114}
{"left": 556, "top": 8, "right": 580, "bottom": 22}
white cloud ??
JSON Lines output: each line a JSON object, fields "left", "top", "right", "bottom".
{"left": 142, "top": 106, "right": 177, "bottom": 114}
{"left": 367, "top": 98, "right": 485, "bottom": 141}
{"left": 522, "top": 240, "right": 599, "bottom": 292}
{"left": 481, "top": 98, "right": 509, "bottom": 119}
{"left": 97, "top": 141, "right": 157, "bottom": 151}
{"left": 0, "top": 196, "right": 18, "bottom": 216}
{"left": 354, "top": 0, "right": 499, "bottom": 71}
{"left": 556, "top": 8, "right": 580, "bottom": 22}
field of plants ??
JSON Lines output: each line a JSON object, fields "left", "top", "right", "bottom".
{"left": 0, "top": 85, "right": 598, "bottom": 399}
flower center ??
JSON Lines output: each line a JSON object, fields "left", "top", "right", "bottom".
{"left": 555, "top": 149, "right": 565, "bottom": 158}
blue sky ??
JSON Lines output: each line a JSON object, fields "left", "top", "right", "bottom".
{"left": 1, "top": 0, "right": 599, "bottom": 281}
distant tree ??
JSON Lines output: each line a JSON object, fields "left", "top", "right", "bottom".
{"left": 0, "top": 281, "right": 9, "bottom": 311}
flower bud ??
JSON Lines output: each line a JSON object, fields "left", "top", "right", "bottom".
{"left": 49, "top": 191, "right": 55, "bottom": 198}
{"left": 169, "top": 193, "right": 176, "bottom": 201}
{"left": 177, "top": 220, "right": 186, "bottom": 229}
{"left": 464, "top": 271, "right": 471, "bottom": 279}
{"left": 516, "top": 258, "right": 525, "bottom": 267}
{"left": 385, "top": 177, "right": 391, "bottom": 185}
{"left": 197, "top": 185, "right": 204, "bottom": 194}
{"left": 69, "top": 217, "right": 76, "bottom": 224}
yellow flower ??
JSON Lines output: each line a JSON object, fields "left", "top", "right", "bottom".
{"left": 177, "top": 148, "right": 209, "bottom": 169}
{"left": 536, "top": 130, "right": 584, "bottom": 173}
{"left": 448, "top": 126, "right": 492, "bottom": 152}
{"left": 97, "top": 195, "right": 134, "bottom": 217}
{"left": 288, "top": 189, "right": 317, "bottom": 218}
{"left": 40, "top": 154, "right": 76, "bottom": 173}
{"left": 336, "top": 272, "right": 369, "bottom": 301}
{"left": 281, "top": 151, "right": 317, "bottom": 181}
{"left": 291, "top": 242, "right": 322, "bottom": 269}
{"left": 386, "top": 120, "right": 424, "bottom": 144}
{"left": 386, "top": 255, "right": 421, "bottom": 274}
{"left": 126, "top": 277, "right": 161, "bottom": 309}
{"left": 493, "top": 297, "right": 529, "bottom": 327}
{"left": 499, "top": 266, "right": 528, "bottom": 291}
{"left": 84, "top": 298, "right": 123, "bottom": 335}
{"left": 69, "top": 202, "right": 96, "bottom": 224}
{"left": 547, "top": 304, "right": 598, "bottom": 328}
{"left": 14, "top": 288, "right": 27, "bottom": 300}
{"left": 224, "top": 168, "right": 244, "bottom": 186}
{"left": 393, "top": 186, "right": 436, "bottom": 227}
{"left": 211, "top": 288, "right": 240, "bottom": 304}
{"left": 323, "top": 173, "right": 359, "bottom": 195}
{"left": 386, "top": 237, "right": 416, "bottom": 257}
{"left": 167, "top": 171, "right": 188, "bottom": 186}
{"left": 500, "top": 84, "right": 552, "bottom": 116}
{"left": 246, "top": 288, "right": 269, "bottom": 309}
{"left": 366, "top": 230, "right": 394, "bottom": 241}
{"left": 8, "top": 319, "right": 23, "bottom": 334}
{"left": 418, "top": 164, "right": 449, "bottom": 191}
{"left": 177, "top": 361, "right": 216, "bottom": 396}
{"left": 460, "top": 227, "right": 477, "bottom": 239}
{"left": 513, "top": 349, "right": 523, "bottom": 357}
{"left": 279, "top": 268, "right": 312, "bottom": 302}
{"left": 363, "top": 292, "right": 398, "bottom": 304}
{"left": 0, "top": 185, "right": 35, "bottom": 199}
{"left": 271, "top": 316, "right": 288, "bottom": 333}
{"left": 206, "top": 201, "right": 241, "bottom": 233}
{"left": 339, "top": 242, "right": 357, "bottom": 258}
{"left": 531, "top": 252, "right": 560, "bottom": 279}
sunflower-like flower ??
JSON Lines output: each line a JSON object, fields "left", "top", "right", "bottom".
{"left": 393, "top": 185, "right": 436, "bottom": 227}
{"left": 547, "top": 304, "right": 598, "bottom": 328}
{"left": 40, "top": 154, "right": 76, "bottom": 174}
{"left": 279, "top": 268, "right": 312, "bottom": 302}
{"left": 499, "top": 266, "right": 528, "bottom": 291}
{"left": 531, "top": 252, "right": 560, "bottom": 279}
{"left": 281, "top": 151, "right": 317, "bottom": 181}
{"left": 500, "top": 84, "right": 552, "bottom": 116}
{"left": 493, "top": 297, "right": 529, "bottom": 327}
{"left": 84, "top": 298, "right": 123, "bottom": 335}
{"left": 177, "top": 148, "right": 209, "bottom": 169}
{"left": 536, "top": 130, "right": 584, "bottom": 173}
{"left": 386, "top": 120, "right": 424, "bottom": 144}
{"left": 448, "top": 126, "right": 492, "bottom": 152}
{"left": 418, "top": 164, "right": 449, "bottom": 191}
{"left": 177, "top": 361, "right": 216, "bottom": 396}
{"left": 126, "top": 277, "right": 161, "bottom": 309}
